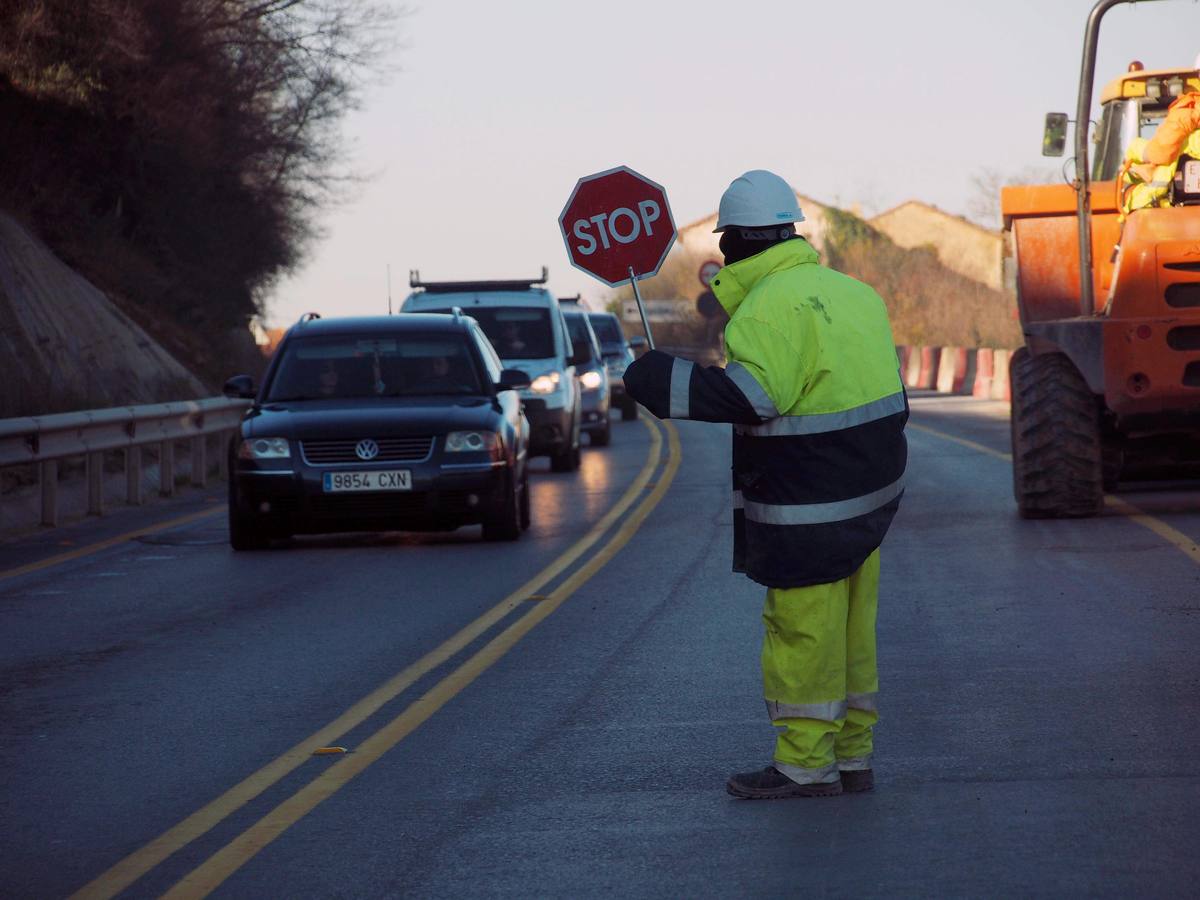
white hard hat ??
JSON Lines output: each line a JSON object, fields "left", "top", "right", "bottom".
{"left": 713, "top": 169, "right": 806, "bottom": 232}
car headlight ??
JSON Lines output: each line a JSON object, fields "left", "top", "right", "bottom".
{"left": 445, "top": 431, "right": 499, "bottom": 452}
{"left": 580, "top": 370, "right": 603, "bottom": 391}
{"left": 238, "top": 437, "right": 290, "bottom": 460}
{"left": 529, "top": 371, "right": 562, "bottom": 394}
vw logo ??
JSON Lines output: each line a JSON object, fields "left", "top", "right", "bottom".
{"left": 355, "top": 439, "right": 380, "bottom": 461}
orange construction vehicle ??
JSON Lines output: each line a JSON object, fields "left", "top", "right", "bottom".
{"left": 1002, "top": 0, "right": 1200, "bottom": 518}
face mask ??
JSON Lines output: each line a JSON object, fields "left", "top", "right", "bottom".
{"left": 719, "top": 226, "right": 796, "bottom": 265}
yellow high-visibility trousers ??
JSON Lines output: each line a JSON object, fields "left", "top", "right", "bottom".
{"left": 761, "top": 549, "right": 879, "bottom": 784}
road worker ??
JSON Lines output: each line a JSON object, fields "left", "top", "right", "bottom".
{"left": 623, "top": 170, "right": 908, "bottom": 799}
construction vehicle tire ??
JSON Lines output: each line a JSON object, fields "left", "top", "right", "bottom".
{"left": 1010, "top": 347, "right": 1104, "bottom": 518}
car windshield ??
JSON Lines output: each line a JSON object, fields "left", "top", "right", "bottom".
{"left": 425, "top": 307, "right": 554, "bottom": 360}
{"left": 563, "top": 313, "right": 596, "bottom": 362}
{"left": 588, "top": 314, "right": 624, "bottom": 347}
{"left": 267, "top": 334, "right": 482, "bottom": 400}
{"left": 564, "top": 314, "right": 588, "bottom": 343}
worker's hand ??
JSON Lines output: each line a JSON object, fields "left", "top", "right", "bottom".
{"left": 622, "top": 349, "right": 676, "bottom": 420}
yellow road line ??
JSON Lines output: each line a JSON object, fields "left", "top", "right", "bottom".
{"left": 0, "top": 506, "right": 224, "bottom": 583}
{"left": 161, "top": 421, "right": 682, "bottom": 899}
{"left": 910, "top": 420, "right": 1200, "bottom": 567}
{"left": 1104, "top": 495, "right": 1200, "bottom": 565}
{"left": 70, "top": 416, "right": 668, "bottom": 900}
{"left": 907, "top": 422, "right": 1011, "bottom": 461}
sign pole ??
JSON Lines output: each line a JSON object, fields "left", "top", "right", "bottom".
{"left": 628, "top": 266, "right": 655, "bottom": 350}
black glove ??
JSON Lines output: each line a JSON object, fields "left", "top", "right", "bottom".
{"left": 621, "top": 349, "right": 675, "bottom": 420}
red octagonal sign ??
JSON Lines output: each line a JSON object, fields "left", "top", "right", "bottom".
{"left": 559, "top": 165, "right": 677, "bottom": 287}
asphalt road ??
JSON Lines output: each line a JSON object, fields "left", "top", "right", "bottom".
{"left": 2, "top": 394, "right": 1200, "bottom": 898}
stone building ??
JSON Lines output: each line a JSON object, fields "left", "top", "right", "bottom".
{"left": 869, "top": 201, "right": 1003, "bottom": 291}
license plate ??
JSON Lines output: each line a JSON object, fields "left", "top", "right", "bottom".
{"left": 323, "top": 470, "right": 412, "bottom": 492}
{"left": 1185, "top": 160, "right": 1200, "bottom": 194}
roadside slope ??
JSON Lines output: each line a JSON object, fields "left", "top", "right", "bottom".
{"left": 0, "top": 210, "right": 206, "bottom": 417}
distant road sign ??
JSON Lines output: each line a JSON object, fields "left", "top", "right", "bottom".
{"left": 559, "top": 166, "right": 677, "bottom": 288}
{"left": 698, "top": 259, "right": 722, "bottom": 287}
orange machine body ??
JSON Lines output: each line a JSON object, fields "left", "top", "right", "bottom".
{"left": 1002, "top": 182, "right": 1200, "bottom": 428}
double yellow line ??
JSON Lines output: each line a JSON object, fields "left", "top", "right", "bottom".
{"left": 72, "top": 416, "right": 681, "bottom": 899}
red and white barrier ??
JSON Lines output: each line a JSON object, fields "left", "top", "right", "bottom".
{"left": 914, "top": 346, "right": 940, "bottom": 389}
{"left": 990, "top": 349, "right": 1012, "bottom": 402}
{"left": 895, "top": 344, "right": 1015, "bottom": 402}
{"left": 935, "top": 347, "right": 977, "bottom": 394}
{"left": 903, "top": 345, "right": 923, "bottom": 388}
{"left": 973, "top": 348, "right": 994, "bottom": 398}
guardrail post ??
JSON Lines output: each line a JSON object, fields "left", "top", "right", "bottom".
{"left": 87, "top": 452, "right": 104, "bottom": 515}
{"left": 2, "top": 397, "right": 249, "bottom": 530}
{"left": 159, "top": 440, "right": 175, "bottom": 497}
{"left": 126, "top": 446, "right": 143, "bottom": 505}
{"left": 40, "top": 460, "right": 58, "bottom": 526}
{"left": 191, "top": 435, "right": 206, "bottom": 487}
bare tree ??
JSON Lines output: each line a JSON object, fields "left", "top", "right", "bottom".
{"left": 0, "top": 0, "right": 399, "bottom": 353}
{"left": 967, "top": 165, "right": 1062, "bottom": 227}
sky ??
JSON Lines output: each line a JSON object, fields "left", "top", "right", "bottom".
{"left": 263, "top": 0, "right": 1200, "bottom": 326}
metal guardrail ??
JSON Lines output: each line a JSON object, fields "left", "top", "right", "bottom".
{"left": 0, "top": 397, "right": 250, "bottom": 526}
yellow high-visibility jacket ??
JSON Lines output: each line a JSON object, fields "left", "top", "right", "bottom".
{"left": 623, "top": 239, "right": 907, "bottom": 587}
{"left": 1123, "top": 130, "right": 1200, "bottom": 216}
{"left": 1123, "top": 92, "right": 1200, "bottom": 216}
{"left": 1144, "top": 91, "right": 1200, "bottom": 165}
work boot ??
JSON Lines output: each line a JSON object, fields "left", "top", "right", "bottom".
{"left": 839, "top": 769, "right": 875, "bottom": 793}
{"left": 726, "top": 766, "right": 842, "bottom": 800}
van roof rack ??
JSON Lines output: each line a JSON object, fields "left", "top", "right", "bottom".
{"left": 295, "top": 311, "right": 321, "bottom": 327}
{"left": 558, "top": 294, "right": 582, "bottom": 304}
{"left": 409, "top": 267, "right": 548, "bottom": 294}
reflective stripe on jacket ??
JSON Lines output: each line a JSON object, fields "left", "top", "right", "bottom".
{"left": 623, "top": 238, "right": 907, "bottom": 587}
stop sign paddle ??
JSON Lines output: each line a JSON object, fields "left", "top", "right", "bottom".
{"left": 559, "top": 165, "right": 677, "bottom": 349}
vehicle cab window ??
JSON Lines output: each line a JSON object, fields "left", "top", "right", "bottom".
{"left": 1093, "top": 98, "right": 1170, "bottom": 181}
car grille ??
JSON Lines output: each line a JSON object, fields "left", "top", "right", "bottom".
{"left": 300, "top": 437, "right": 434, "bottom": 465}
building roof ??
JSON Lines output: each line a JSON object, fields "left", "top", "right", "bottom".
{"left": 870, "top": 200, "right": 999, "bottom": 238}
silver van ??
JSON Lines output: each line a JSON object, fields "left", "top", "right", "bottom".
{"left": 402, "top": 270, "right": 583, "bottom": 471}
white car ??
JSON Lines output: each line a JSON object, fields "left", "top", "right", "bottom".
{"left": 403, "top": 271, "right": 584, "bottom": 471}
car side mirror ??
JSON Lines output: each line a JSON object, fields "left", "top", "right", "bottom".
{"left": 223, "top": 374, "right": 256, "bottom": 399}
{"left": 495, "top": 368, "right": 531, "bottom": 392}
{"left": 1042, "top": 112, "right": 1068, "bottom": 157}
{"left": 628, "top": 335, "right": 647, "bottom": 351}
